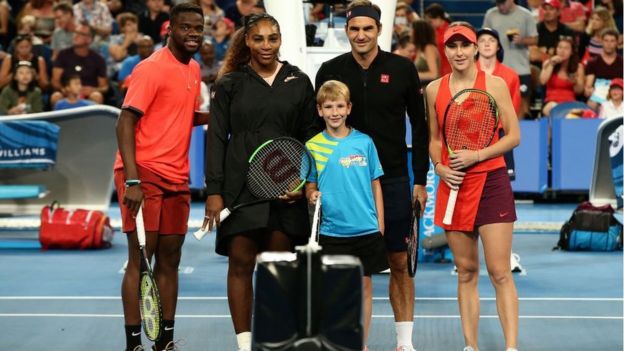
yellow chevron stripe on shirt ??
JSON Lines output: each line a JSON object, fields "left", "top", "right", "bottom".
{"left": 306, "top": 133, "right": 339, "bottom": 176}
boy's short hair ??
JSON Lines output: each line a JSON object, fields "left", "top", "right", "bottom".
{"left": 61, "top": 74, "right": 81, "bottom": 87}
{"left": 316, "top": 80, "right": 351, "bottom": 105}
{"left": 601, "top": 28, "right": 619, "bottom": 40}
{"left": 117, "top": 12, "right": 138, "bottom": 28}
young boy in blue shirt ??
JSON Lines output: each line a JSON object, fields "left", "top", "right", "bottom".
{"left": 305, "top": 80, "right": 388, "bottom": 351}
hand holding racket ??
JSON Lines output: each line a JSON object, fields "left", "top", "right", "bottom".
{"left": 195, "top": 137, "right": 312, "bottom": 240}
{"left": 442, "top": 89, "right": 499, "bottom": 225}
{"left": 136, "top": 204, "right": 163, "bottom": 341}
{"left": 406, "top": 200, "right": 421, "bottom": 278}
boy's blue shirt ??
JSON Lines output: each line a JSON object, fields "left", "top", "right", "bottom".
{"left": 306, "top": 128, "right": 384, "bottom": 237}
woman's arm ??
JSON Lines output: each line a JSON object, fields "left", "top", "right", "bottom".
{"left": 484, "top": 76, "right": 521, "bottom": 158}
{"left": 0, "top": 55, "right": 12, "bottom": 88}
{"left": 573, "top": 64, "right": 585, "bottom": 95}
{"left": 539, "top": 57, "right": 557, "bottom": 85}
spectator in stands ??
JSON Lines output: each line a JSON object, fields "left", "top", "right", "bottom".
{"left": 0, "top": 35, "right": 48, "bottom": 90}
{"left": 0, "top": 60, "right": 43, "bottom": 115}
{"left": 477, "top": 27, "right": 521, "bottom": 114}
{"left": 393, "top": 1, "right": 418, "bottom": 48}
{"left": 199, "top": 0, "right": 224, "bottom": 30}
{"left": 424, "top": 3, "right": 451, "bottom": 76}
{"left": 526, "top": 0, "right": 543, "bottom": 21}
{"left": 139, "top": 0, "right": 169, "bottom": 45}
{"left": 108, "top": 12, "right": 142, "bottom": 79}
{"left": 118, "top": 35, "right": 154, "bottom": 86}
{"left": 530, "top": 0, "right": 576, "bottom": 65}
{"left": 599, "top": 78, "right": 623, "bottom": 119}
{"left": 393, "top": 32, "right": 416, "bottom": 60}
{"left": 593, "top": 0, "right": 623, "bottom": 33}
{"left": 539, "top": 36, "right": 585, "bottom": 116}
{"left": 51, "top": 22, "right": 108, "bottom": 106}
{"left": 53, "top": 74, "right": 95, "bottom": 110}
{"left": 411, "top": 19, "right": 439, "bottom": 85}
{"left": 73, "top": 0, "right": 113, "bottom": 40}
{"left": 537, "top": 0, "right": 587, "bottom": 33}
{"left": 224, "top": 0, "right": 256, "bottom": 28}
{"left": 477, "top": 27, "right": 520, "bottom": 179}
{"left": 584, "top": 28, "right": 623, "bottom": 110}
{"left": 16, "top": 15, "right": 43, "bottom": 46}
{"left": 483, "top": 0, "right": 538, "bottom": 119}
{"left": 51, "top": 2, "right": 75, "bottom": 61}
{"left": 106, "top": 0, "right": 124, "bottom": 19}
{"left": 19, "top": 0, "right": 55, "bottom": 44}
{"left": 580, "top": 6, "right": 619, "bottom": 63}
{"left": 198, "top": 40, "right": 218, "bottom": 86}
{"left": 211, "top": 17, "right": 234, "bottom": 63}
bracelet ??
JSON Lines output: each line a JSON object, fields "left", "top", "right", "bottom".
{"left": 125, "top": 179, "right": 141, "bottom": 187}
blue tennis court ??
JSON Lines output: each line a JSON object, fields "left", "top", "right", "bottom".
{"left": 0, "top": 202, "right": 622, "bottom": 351}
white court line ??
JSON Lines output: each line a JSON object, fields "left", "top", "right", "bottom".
{"left": 0, "top": 296, "right": 621, "bottom": 302}
{"left": 0, "top": 313, "right": 620, "bottom": 320}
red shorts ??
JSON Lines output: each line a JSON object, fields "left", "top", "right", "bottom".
{"left": 474, "top": 167, "right": 517, "bottom": 227}
{"left": 114, "top": 166, "right": 190, "bottom": 234}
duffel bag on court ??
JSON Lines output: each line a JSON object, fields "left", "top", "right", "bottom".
{"left": 39, "top": 201, "right": 114, "bottom": 249}
{"left": 556, "top": 201, "right": 622, "bottom": 251}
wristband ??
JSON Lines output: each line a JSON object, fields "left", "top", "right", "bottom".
{"left": 125, "top": 179, "right": 141, "bottom": 187}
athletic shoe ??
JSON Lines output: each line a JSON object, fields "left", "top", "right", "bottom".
{"left": 131, "top": 346, "right": 145, "bottom": 351}
{"left": 463, "top": 347, "right": 478, "bottom": 351}
{"left": 510, "top": 252, "right": 523, "bottom": 273}
{"left": 152, "top": 340, "right": 183, "bottom": 351}
{"left": 396, "top": 346, "right": 416, "bottom": 351}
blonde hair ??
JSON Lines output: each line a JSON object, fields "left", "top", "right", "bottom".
{"left": 587, "top": 6, "right": 619, "bottom": 36}
{"left": 316, "top": 80, "right": 351, "bottom": 105}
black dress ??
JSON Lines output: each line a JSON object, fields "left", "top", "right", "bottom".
{"left": 205, "top": 62, "right": 319, "bottom": 256}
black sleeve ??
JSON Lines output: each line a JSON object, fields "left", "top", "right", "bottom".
{"left": 204, "top": 78, "right": 231, "bottom": 195}
{"left": 296, "top": 76, "right": 322, "bottom": 142}
{"left": 405, "top": 62, "right": 429, "bottom": 185}
{"left": 314, "top": 62, "right": 328, "bottom": 93}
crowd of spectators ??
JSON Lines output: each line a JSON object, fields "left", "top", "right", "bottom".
{"left": 0, "top": 0, "right": 261, "bottom": 115}
{"left": 387, "top": 0, "right": 622, "bottom": 119}
{"left": 0, "top": 0, "right": 621, "bottom": 119}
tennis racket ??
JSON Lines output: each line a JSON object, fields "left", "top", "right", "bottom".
{"left": 136, "top": 205, "right": 163, "bottom": 341}
{"left": 407, "top": 200, "right": 421, "bottom": 278}
{"left": 442, "top": 89, "right": 499, "bottom": 225}
{"left": 194, "top": 137, "right": 313, "bottom": 240}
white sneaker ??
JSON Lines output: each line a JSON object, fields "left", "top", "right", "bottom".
{"left": 396, "top": 346, "right": 416, "bottom": 351}
{"left": 463, "top": 347, "right": 478, "bottom": 351}
{"left": 510, "top": 252, "right": 523, "bottom": 273}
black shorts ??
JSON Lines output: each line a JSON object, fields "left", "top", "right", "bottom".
{"left": 319, "top": 232, "right": 389, "bottom": 276}
{"left": 380, "top": 176, "right": 412, "bottom": 252}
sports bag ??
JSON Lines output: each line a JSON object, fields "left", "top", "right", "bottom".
{"left": 556, "top": 201, "right": 622, "bottom": 251}
{"left": 39, "top": 201, "right": 114, "bottom": 250}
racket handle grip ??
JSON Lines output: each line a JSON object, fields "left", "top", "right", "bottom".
{"left": 443, "top": 189, "right": 458, "bottom": 225}
{"left": 192, "top": 208, "right": 231, "bottom": 241}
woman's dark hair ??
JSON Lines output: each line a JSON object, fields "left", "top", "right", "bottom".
{"left": 554, "top": 36, "right": 579, "bottom": 75}
{"left": 424, "top": 3, "right": 451, "bottom": 22}
{"left": 411, "top": 19, "right": 436, "bottom": 51}
{"left": 169, "top": 2, "right": 204, "bottom": 25}
{"left": 217, "top": 13, "right": 280, "bottom": 79}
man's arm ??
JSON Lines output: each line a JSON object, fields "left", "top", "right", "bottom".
{"left": 115, "top": 108, "right": 143, "bottom": 213}
{"left": 51, "top": 67, "right": 64, "bottom": 92}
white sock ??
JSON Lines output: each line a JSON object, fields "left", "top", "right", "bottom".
{"left": 395, "top": 321, "right": 413, "bottom": 348}
{"left": 236, "top": 331, "right": 252, "bottom": 351}
{"left": 506, "top": 348, "right": 518, "bottom": 351}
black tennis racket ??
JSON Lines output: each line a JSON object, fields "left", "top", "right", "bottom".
{"left": 407, "top": 200, "right": 421, "bottom": 278}
{"left": 442, "top": 89, "right": 499, "bottom": 225}
{"left": 195, "top": 137, "right": 313, "bottom": 240}
{"left": 136, "top": 205, "right": 162, "bottom": 341}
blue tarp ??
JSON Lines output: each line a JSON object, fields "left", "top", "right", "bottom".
{"left": 0, "top": 121, "right": 60, "bottom": 169}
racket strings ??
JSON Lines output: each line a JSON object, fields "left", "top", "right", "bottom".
{"left": 445, "top": 93, "right": 498, "bottom": 151}
{"left": 247, "top": 139, "right": 311, "bottom": 199}
{"left": 140, "top": 275, "right": 161, "bottom": 340}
